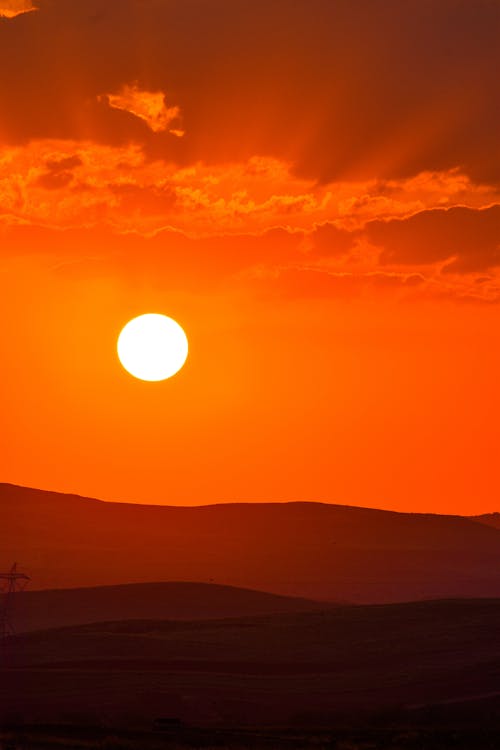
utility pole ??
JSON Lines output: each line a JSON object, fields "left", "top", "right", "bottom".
{"left": 0, "top": 563, "right": 30, "bottom": 642}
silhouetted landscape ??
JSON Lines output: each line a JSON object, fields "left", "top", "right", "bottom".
{"left": 2, "top": 600, "right": 499, "bottom": 748}
{"left": 2, "top": 483, "right": 500, "bottom": 602}
{"left": 1, "top": 484, "right": 500, "bottom": 748}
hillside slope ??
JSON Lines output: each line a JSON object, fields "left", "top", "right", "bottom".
{"left": 10, "top": 581, "right": 329, "bottom": 633}
{"left": 474, "top": 513, "right": 500, "bottom": 530}
{"left": 2, "top": 483, "right": 499, "bottom": 602}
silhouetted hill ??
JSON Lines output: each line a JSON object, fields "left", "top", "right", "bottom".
{"left": 10, "top": 581, "right": 329, "bottom": 633}
{"left": 2, "top": 483, "right": 499, "bottom": 602}
{"left": 3, "top": 599, "right": 500, "bottom": 728}
{"left": 473, "top": 512, "right": 500, "bottom": 530}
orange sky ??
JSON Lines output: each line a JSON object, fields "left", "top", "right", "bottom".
{"left": 1, "top": 0, "right": 500, "bottom": 513}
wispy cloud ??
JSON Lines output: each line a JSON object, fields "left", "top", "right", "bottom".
{"left": 0, "top": 0, "right": 37, "bottom": 18}
{"left": 101, "top": 83, "right": 185, "bottom": 136}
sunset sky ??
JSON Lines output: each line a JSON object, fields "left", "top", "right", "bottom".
{"left": 1, "top": 0, "right": 500, "bottom": 513}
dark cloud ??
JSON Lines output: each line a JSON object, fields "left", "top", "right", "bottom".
{"left": 36, "top": 154, "right": 83, "bottom": 189}
{"left": 4, "top": 200, "right": 499, "bottom": 291}
{"left": 35, "top": 170, "right": 74, "bottom": 189}
{"left": 3, "top": 213, "right": 499, "bottom": 302}
{"left": 309, "top": 222, "right": 356, "bottom": 257}
{"left": 366, "top": 205, "right": 500, "bottom": 272}
{"left": 45, "top": 155, "right": 82, "bottom": 172}
{"left": 0, "top": 0, "right": 498, "bottom": 183}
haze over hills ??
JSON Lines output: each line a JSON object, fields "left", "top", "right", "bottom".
{"left": 2, "top": 483, "right": 499, "bottom": 603}
{"left": 10, "top": 582, "right": 329, "bottom": 634}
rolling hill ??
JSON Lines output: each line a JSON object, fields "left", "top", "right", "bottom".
{"left": 2, "top": 483, "right": 499, "bottom": 602}
{"left": 9, "top": 581, "right": 329, "bottom": 633}
{"left": 3, "top": 599, "right": 500, "bottom": 728}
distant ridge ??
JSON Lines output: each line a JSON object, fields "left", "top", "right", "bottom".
{"left": 2, "top": 483, "right": 499, "bottom": 603}
{"left": 11, "top": 581, "right": 330, "bottom": 634}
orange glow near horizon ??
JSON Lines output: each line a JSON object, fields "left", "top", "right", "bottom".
{"left": 0, "top": 1, "right": 499, "bottom": 515}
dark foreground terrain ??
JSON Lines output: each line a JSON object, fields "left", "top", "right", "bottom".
{"left": 1, "top": 599, "right": 499, "bottom": 748}
{"left": 1, "top": 722, "right": 499, "bottom": 750}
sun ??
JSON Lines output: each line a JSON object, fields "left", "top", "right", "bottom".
{"left": 117, "top": 313, "right": 188, "bottom": 382}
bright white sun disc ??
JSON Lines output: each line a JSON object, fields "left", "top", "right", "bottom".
{"left": 117, "top": 313, "right": 188, "bottom": 381}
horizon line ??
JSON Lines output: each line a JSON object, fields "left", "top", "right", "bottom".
{"left": 1, "top": 481, "right": 498, "bottom": 518}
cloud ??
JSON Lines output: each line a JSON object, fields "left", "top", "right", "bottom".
{"left": 0, "top": 143, "right": 343, "bottom": 233}
{"left": 0, "top": 0, "right": 36, "bottom": 18}
{"left": 102, "top": 83, "right": 184, "bottom": 136}
{"left": 309, "top": 222, "right": 357, "bottom": 257}
{"left": 0, "top": 1, "right": 498, "bottom": 185}
{"left": 2, "top": 140, "right": 499, "bottom": 237}
{"left": 366, "top": 205, "right": 500, "bottom": 272}
{"left": 253, "top": 267, "right": 429, "bottom": 301}
{"left": 35, "top": 154, "right": 83, "bottom": 190}
{"left": 1, "top": 134, "right": 500, "bottom": 301}
{"left": 2, "top": 211, "right": 500, "bottom": 303}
